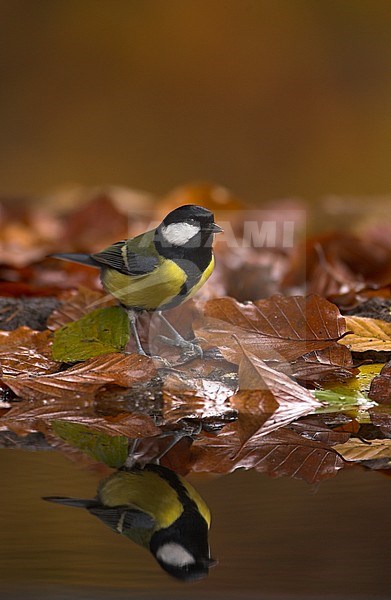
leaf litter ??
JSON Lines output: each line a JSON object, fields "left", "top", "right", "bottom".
{"left": 0, "top": 187, "right": 391, "bottom": 483}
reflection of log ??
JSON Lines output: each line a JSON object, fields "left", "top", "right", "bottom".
{"left": 0, "top": 430, "right": 52, "bottom": 450}
{"left": 0, "top": 297, "right": 60, "bottom": 331}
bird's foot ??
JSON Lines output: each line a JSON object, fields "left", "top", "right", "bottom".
{"left": 123, "top": 347, "right": 171, "bottom": 367}
{"left": 155, "top": 335, "right": 203, "bottom": 362}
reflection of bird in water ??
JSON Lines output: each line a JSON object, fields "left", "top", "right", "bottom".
{"left": 44, "top": 461, "right": 217, "bottom": 581}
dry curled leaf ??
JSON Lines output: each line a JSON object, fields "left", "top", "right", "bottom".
{"left": 2, "top": 352, "right": 157, "bottom": 401}
{"left": 339, "top": 316, "right": 391, "bottom": 352}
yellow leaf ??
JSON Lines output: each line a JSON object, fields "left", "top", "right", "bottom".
{"left": 334, "top": 438, "right": 391, "bottom": 462}
{"left": 338, "top": 316, "right": 391, "bottom": 352}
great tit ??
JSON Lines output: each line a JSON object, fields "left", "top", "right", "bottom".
{"left": 52, "top": 204, "right": 223, "bottom": 356}
{"left": 44, "top": 463, "right": 216, "bottom": 581}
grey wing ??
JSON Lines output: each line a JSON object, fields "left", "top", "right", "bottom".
{"left": 91, "top": 242, "right": 159, "bottom": 276}
{"left": 88, "top": 505, "right": 155, "bottom": 533}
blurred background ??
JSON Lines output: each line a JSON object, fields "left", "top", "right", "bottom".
{"left": 1, "top": 0, "right": 391, "bottom": 204}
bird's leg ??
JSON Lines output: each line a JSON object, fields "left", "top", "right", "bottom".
{"left": 126, "top": 308, "right": 172, "bottom": 366}
{"left": 124, "top": 438, "right": 141, "bottom": 469}
{"left": 153, "top": 422, "right": 203, "bottom": 464}
{"left": 156, "top": 311, "right": 203, "bottom": 358}
{"left": 126, "top": 309, "right": 148, "bottom": 355}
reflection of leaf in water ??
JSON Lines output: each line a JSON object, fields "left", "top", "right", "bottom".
{"left": 2, "top": 352, "right": 156, "bottom": 401}
{"left": 52, "top": 306, "right": 129, "bottom": 361}
{"left": 1, "top": 398, "right": 160, "bottom": 438}
{"left": 191, "top": 424, "right": 348, "bottom": 483}
{"left": 231, "top": 349, "right": 320, "bottom": 437}
{"left": 162, "top": 371, "right": 236, "bottom": 425}
{"left": 333, "top": 438, "right": 391, "bottom": 462}
{"left": 52, "top": 421, "right": 128, "bottom": 467}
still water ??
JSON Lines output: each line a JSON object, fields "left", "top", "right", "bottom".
{"left": 0, "top": 449, "right": 389, "bottom": 599}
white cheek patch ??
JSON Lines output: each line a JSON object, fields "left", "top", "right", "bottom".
{"left": 161, "top": 222, "right": 200, "bottom": 246}
{"left": 156, "top": 543, "right": 196, "bottom": 567}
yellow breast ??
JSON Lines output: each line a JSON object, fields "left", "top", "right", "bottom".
{"left": 101, "top": 259, "right": 187, "bottom": 311}
{"left": 99, "top": 470, "right": 184, "bottom": 531}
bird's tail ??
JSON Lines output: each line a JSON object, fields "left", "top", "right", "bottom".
{"left": 43, "top": 496, "right": 98, "bottom": 508}
{"left": 50, "top": 253, "right": 99, "bottom": 267}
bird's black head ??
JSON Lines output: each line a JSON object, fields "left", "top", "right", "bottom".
{"left": 157, "top": 204, "right": 222, "bottom": 249}
{"left": 150, "top": 506, "right": 217, "bottom": 582}
{"left": 153, "top": 540, "right": 217, "bottom": 582}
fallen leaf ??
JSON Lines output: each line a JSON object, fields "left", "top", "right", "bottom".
{"left": 287, "top": 345, "right": 358, "bottom": 386}
{"left": 333, "top": 438, "right": 391, "bottom": 462}
{"left": 370, "top": 406, "right": 391, "bottom": 435}
{"left": 52, "top": 306, "right": 130, "bottom": 361}
{"left": 195, "top": 294, "right": 346, "bottom": 364}
{"left": 368, "top": 361, "right": 391, "bottom": 404}
{"left": 339, "top": 316, "right": 391, "bottom": 351}
{"left": 231, "top": 349, "right": 320, "bottom": 437}
{"left": 314, "top": 387, "right": 375, "bottom": 415}
{"left": 0, "top": 327, "right": 59, "bottom": 377}
{"left": 2, "top": 352, "right": 157, "bottom": 401}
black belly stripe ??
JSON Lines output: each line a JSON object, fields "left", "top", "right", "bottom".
{"left": 153, "top": 236, "right": 213, "bottom": 309}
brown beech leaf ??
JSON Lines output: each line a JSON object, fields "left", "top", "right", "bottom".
{"left": 0, "top": 399, "right": 159, "bottom": 438}
{"left": 370, "top": 406, "right": 391, "bottom": 435}
{"left": 2, "top": 353, "right": 157, "bottom": 401}
{"left": 47, "top": 287, "right": 115, "bottom": 330}
{"left": 368, "top": 361, "right": 391, "bottom": 404}
{"left": 287, "top": 345, "right": 358, "bottom": 386}
{"left": 339, "top": 316, "right": 391, "bottom": 351}
{"left": 190, "top": 424, "right": 347, "bottom": 483}
{"left": 231, "top": 349, "right": 320, "bottom": 437}
{"left": 195, "top": 295, "right": 346, "bottom": 364}
{"left": 0, "top": 327, "right": 58, "bottom": 377}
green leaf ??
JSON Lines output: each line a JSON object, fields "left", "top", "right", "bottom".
{"left": 313, "top": 365, "right": 381, "bottom": 421}
{"left": 52, "top": 306, "right": 130, "bottom": 362}
{"left": 52, "top": 420, "right": 128, "bottom": 467}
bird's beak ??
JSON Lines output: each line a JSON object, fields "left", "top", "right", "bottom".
{"left": 205, "top": 557, "right": 219, "bottom": 568}
{"left": 210, "top": 223, "right": 223, "bottom": 233}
